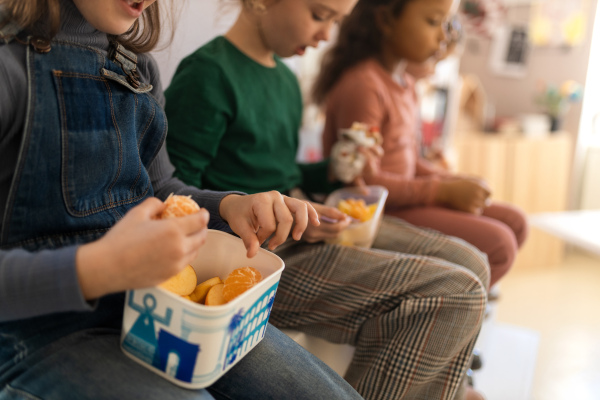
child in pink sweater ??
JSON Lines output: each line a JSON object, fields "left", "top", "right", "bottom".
{"left": 315, "top": 1, "right": 527, "bottom": 288}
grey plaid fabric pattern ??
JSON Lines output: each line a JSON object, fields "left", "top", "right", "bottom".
{"left": 271, "top": 216, "right": 489, "bottom": 400}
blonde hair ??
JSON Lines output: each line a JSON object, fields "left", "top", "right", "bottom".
{"left": 0, "top": 0, "right": 174, "bottom": 53}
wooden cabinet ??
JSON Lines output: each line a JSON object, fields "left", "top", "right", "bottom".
{"left": 451, "top": 131, "right": 573, "bottom": 268}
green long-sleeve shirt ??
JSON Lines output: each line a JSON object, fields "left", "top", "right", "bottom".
{"left": 165, "top": 36, "right": 340, "bottom": 195}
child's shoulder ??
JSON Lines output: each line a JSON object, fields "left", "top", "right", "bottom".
{"left": 332, "top": 59, "right": 387, "bottom": 94}
{"left": 345, "top": 59, "right": 387, "bottom": 80}
{"left": 184, "top": 37, "right": 237, "bottom": 66}
{"left": 176, "top": 36, "right": 238, "bottom": 77}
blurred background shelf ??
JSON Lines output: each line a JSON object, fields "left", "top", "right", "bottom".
{"left": 451, "top": 131, "right": 573, "bottom": 269}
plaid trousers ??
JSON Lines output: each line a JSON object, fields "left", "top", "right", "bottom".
{"left": 271, "top": 216, "right": 489, "bottom": 400}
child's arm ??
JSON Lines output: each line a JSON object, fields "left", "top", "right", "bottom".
{"left": 75, "top": 198, "right": 210, "bottom": 301}
{"left": 296, "top": 159, "right": 344, "bottom": 196}
{"left": 0, "top": 246, "right": 93, "bottom": 322}
{"left": 162, "top": 56, "right": 232, "bottom": 190}
{"left": 323, "top": 68, "right": 444, "bottom": 208}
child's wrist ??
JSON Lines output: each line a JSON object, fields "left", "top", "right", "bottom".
{"left": 218, "top": 193, "right": 242, "bottom": 222}
{"left": 76, "top": 242, "right": 120, "bottom": 300}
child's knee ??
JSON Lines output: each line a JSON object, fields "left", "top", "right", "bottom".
{"left": 448, "top": 238, "right": 491, "bottom": 292}
{"left": 484, "top": 225, "right": 520, "bottom": 286}
{"left": 451, "top": 267, "right": 488, "bottom": 324}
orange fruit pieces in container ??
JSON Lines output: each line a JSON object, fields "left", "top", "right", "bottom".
{"left": 205, "top": 283, "right": 227, "bottom": 306}
{"left": 222, "top": 267, "right": 262, "bottom": 303}
{"left": 159, "top": 264, "right": 197, "bottom": 296}
{"left": 337, "top": 198, "right": 377, "bottom": 222}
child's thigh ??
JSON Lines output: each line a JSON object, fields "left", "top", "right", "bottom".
{"left": 388, "top": 207, "right": 518, "bottom": 256}
{"left": 373, "top": 214, "right": 490, "bottom": 288}
{"left": 1, "top": 325, "right": 358, "bottom": 400}
{"left": 208, "top": 324, "right": 362, "bottom": 400}
{"left": 481, "top": 202, "right": 528, "bottom": 246}
{"left": 0, "top": 328, "right": 215, "bottom": 400}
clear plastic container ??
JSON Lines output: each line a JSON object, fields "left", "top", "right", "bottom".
{"left": 324, "top": 185, "right": 389, "bottom": 248}
{"left": 121, "top": 229, "right": 284, "bottom": 389}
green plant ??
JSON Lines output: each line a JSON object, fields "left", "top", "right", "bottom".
{"left": 535, "top": 80, "right": 583, "bottom": 118}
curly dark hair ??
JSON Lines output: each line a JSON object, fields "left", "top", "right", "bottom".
{"left": 0, "top": 0, "right": 173, "bottom": 53}
{"left": 312, "top": 0, "right": 413, "bottom": 105}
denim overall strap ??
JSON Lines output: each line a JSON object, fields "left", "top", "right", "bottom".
{"left": 0, "top": 40, "right": 167, "bottom": 251}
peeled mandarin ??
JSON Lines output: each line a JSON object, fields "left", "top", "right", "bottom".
{"left": 159, "top": 194, "right": 201, "bottom": 219}
{"left": 222, "top": 267, "right": 262, "bottom": 302}
{"left": 159, "top": 264, "right": 197, "bottom": 296}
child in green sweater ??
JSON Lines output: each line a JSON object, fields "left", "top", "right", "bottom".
{"left": 165, "top": 1, "right": 488, "bottom": 399}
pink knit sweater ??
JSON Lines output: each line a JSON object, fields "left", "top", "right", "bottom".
{"left": 322, "top": 58, "right": 441, "bottom": 207}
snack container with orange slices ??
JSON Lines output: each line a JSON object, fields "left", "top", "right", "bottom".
{"left": 324, "top": 185, "right": 389, "bottom": 248}
{"left": 120, "top": 229, "right": 284, "bottom": 389}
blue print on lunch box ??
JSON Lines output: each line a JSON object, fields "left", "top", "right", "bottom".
{"left": 223, "top": 289, "right": 276, "bottom": 369}
{"left": 122, "top": 281, "right": 279, "bottom": 385}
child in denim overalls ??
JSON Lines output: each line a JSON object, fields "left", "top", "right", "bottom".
{"left": 0, "top": 1, "right": 363, "bottom": 399}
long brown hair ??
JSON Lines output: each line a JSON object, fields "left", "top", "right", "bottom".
{"left": 312, "top": 0, "right": 412, "bottom": 105}
{"left": 0, "top": 0, "right": 174, "bottom": 53}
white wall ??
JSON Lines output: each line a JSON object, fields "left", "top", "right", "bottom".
{"left": 458, "top": 3, "right": 596, "bottom": 139}
{"left": 152, "top": 1, "right": 237, "bottom": 89}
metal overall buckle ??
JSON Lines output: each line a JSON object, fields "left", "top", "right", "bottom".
{"left": 0, "top": 20, "right": 49, "bottom": 53}
{"left": 108, "top": 41, "right": 141, "bottom": 89}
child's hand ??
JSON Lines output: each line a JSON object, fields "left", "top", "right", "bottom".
{"left": 351, "top": 144, "right": 383, "bottom": 191}
{"left": 76, "top": 197, "right": 210, "bottom": 300}
{"left": 435, "top": 177, "right": 491, "bottom": 214}
{"left": 219, "top": 192, "right": 320, "bottom": 258}
{"left": 301, "top": 202, "right": 351, "bottom": 243}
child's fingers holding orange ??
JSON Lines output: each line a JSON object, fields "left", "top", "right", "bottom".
{"left": 129, "top": 197, "right": 167, "bottom": 220}
{"left": 175, "top": 208, "right": 210, "bottom": 236}
{"left": 185, "top": 225, "right": 209, "bottom": 253}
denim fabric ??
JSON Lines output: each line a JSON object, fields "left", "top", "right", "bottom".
{"left": 0, "top": 295, "right": 362, "bottom": 400}
{"left": 0, "top": 41, "right": 165, "bottom": 251}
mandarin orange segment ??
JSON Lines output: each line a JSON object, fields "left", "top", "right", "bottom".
{"left": 337, "top": 198, "right": 376, "bottom": 222}
{"left": 222, "top": 267, "right": 262, "bottom": 302}
{"left": 159, "top": 194, "right": 201, "bottom": 219}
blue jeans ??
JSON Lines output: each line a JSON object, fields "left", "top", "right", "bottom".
{"left": 0, "top": 308, "right": 361, "bottom": 400}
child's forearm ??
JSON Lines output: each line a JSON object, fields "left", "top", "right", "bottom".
{"left": 0, "top": 246, "right": 92, "bottom": 322}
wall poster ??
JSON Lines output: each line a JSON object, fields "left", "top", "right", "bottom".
{"left": 529, "top": 0, "right": 590, "bottom": 47}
